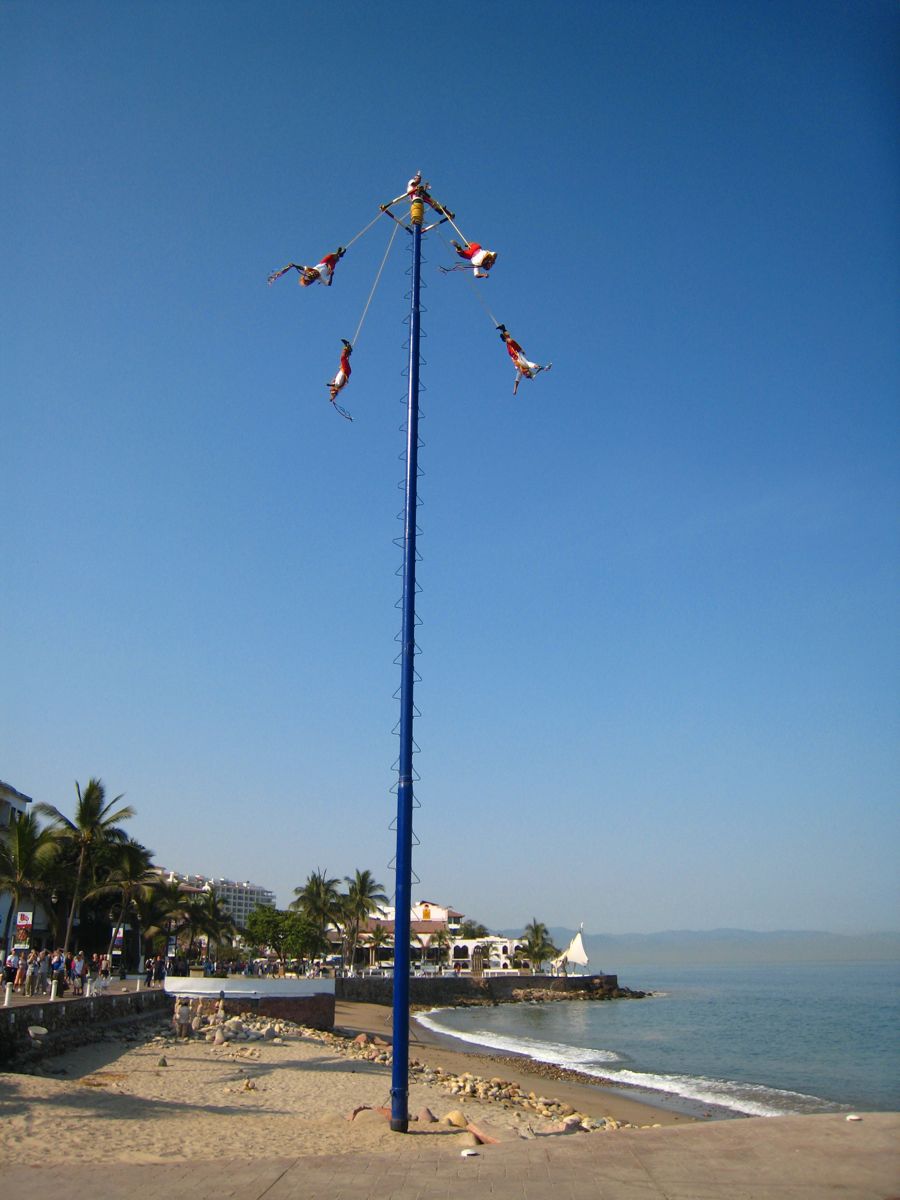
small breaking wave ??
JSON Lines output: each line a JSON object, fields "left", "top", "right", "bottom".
{"left": 414, "top": 1008, "right": 843, "bottom": 1118}
{"left": 414, "top": 1008, "right": 622, "bottom": 1068}
{"left": 592, "top": 1068, "right": 843, "bottom": 1118}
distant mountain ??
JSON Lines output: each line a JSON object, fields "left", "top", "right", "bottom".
{"left": 499, "top": 927, "right": 900, "bottom": 966}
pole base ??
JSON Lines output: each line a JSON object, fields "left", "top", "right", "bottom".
{"left": 390, "top": 1117, "right": 409, "bottom": 1133}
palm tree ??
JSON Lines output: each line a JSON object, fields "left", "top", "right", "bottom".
{"left": 367, "top": 922, "right": 392, "bottom": 969}
{"left": 458, "top": 918, "right": 490, "bottom": 939}
{"left": 183, "top": 890, "right": 238, "bottom": 963}
{"left": 431, "top": 927, "right": 452, "bottom": 971}
{"left": 36, "top": 779, "right": 135, "bottom": 954}
{"left": 290, "top": 869, "right": 342, "bottom": 953}
{"left": 412, "top": 929, "right": 431, "bottom": 971}
{"left": 522, "top": 918, "right": 558, "bottom": 973}
{"left": 84, "top": 838, "right": 157, "bottom": 962}
{"left": 0, "top": 812, "right": 57, "bottom": 953}
{"left": 343, "top": 869, "right": 388, "bottom": 973}
{"left": 205, "top": 890, "right": 239, "bottom": 964}
{"left": 134, "top": 877, "right": 189, "bottom": 962}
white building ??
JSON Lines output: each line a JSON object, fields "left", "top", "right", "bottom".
{"left": 161, "top": 871, "right": 276, "bottom": 928}
{"left": 354, "top": 899, "right": 522, "bottom": 971}
{"left": 0, "top": 780, "right": 34, "bottom": 945}
{"left": 375, "top": 900, "right": 464, "bottom": 931}
{"left": 0, "top": 778, "right": 32, "bottom": 830}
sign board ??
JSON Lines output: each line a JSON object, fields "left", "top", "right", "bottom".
{"left": 14, "top": 911, "right": 33, "bottom": 949}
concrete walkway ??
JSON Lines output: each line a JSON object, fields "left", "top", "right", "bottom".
{"left": 2, "top": 976, "right": 149, "bottom": 1008}
{"left": 5, "top": 1112, "right": 898, "bottom": 1198}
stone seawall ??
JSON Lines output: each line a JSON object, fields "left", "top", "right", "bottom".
{"left": 164, "top": 977, "right": 335, "bottom": 1030}
{"left": 1, "top": 988, "right": 172, "bottom": 1067}
{"left": 191, "top": 993, "right": 335, "bottom": 1029}
{"left": 336, "top": 973, "right": 621, "bottom": 1006}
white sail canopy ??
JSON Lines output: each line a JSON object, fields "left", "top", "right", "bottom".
{"left": 552, "top": 925, "right": 589, "bottom": 969}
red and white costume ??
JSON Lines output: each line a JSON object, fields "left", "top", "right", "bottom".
{"left": 380, "top": 173, "right": 453, "bottom": 218}
{"left": 453, "top": 241, "right": 497, "bottom": 278}
{"left": 500, "top": 330, "right": 551, "bottom": 395}
{"left": 505, "top": 336, "right": 540, "bottom": 377}
{"left": 302, "top": 250, "right": 342, "bottom": 287}
{"left": 405, "top": 174, "right": 445, "bottom": 212}
{"left": 329, "top": 342, "right": 352, "bottom": 400}
{"left": 267, "top": 247, "right": 345, "bottom": 288}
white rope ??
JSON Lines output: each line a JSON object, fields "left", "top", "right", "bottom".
{"left": 467, "top": 272, "right": 501, "bottom": 330}
{"left": 444, "top": 212, "right": 469, "bottom": 245}
{"left": 352, "top": 221, "right": 400, "bottom": 347}
{"left": 435, "top": 224, "right": 501, "bottom": 329}
{"left": 344, "top": 210, "right": 387, "bottom": 251}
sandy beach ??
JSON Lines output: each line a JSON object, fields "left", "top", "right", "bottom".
{"left": 0, "top": 999, "right": 690, "bottom": 1165}
{"left": 338, "top": 1000, "right": 695, "bottom": 1128}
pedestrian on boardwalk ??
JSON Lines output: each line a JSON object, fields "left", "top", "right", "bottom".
{"left": 71, "top": 951, "right": 86, "bottom": 995}
{"left": 23, "top": 950, "right": 38, "bottom": 996}
{"left": 50, "top": 948, "right": 65, "bottom": 991}
{"left": 35, "top": 950, "right": 50, "bottom": 995}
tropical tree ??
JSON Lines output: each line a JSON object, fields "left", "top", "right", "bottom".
{"left": 84, "top": 838, "right": 157, "bottom": 961}
{"left": 288, "top": 918, "right": 330, "bottom": 966}
{"left": 290, "top": 869, "right": 342, "bottom": 952}
{"left": 36, "top": 779, "right": 135, "bottom": 954}
{"left": 245, "top": 907, "right": 324, "bottom": 967}
{"left": 458, "top": 918, "right": 490, "bottom": 939}
{"left": 367, "top": 922, "right": 392, "bottom": 969}
{"left": 412, "top": 929, "right": 432, "bottom": 970}
{"left": 0, "top": 812, "right": 57, "bottom": 953}
{"left": 430, "top": 927, "right": 452, "bottom": 970}
{"left": 182, "top": 889, "right": 238, "bottom": 962}
{"left": 134, "top": 877, "right": 189, "bottom": 961}
{"left": 343, "top": 869, "right": 388, "bottom": 973}
{"left": 521, "top": 918, "right": 558, "bottom": 973}
{"left": 244, "top": 905, "right": 283, "bottom": 957}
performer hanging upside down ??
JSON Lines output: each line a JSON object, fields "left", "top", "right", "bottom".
{"left": 268, "top": 247, "right": 346, "bottom": 288}
{"left": 380, "top": 172, "right": 455, "bottom": 220}
{"left": 327, "top": 339, "right": 353, "bottom": 418}
{"left": 497, "top": 325, "right": 552, "bottom": 396}
{"left": 451, "top": 239, "right": 498, "bottom": 278}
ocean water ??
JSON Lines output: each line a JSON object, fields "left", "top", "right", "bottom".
{"left": 414, "top": 961, "right": 900, "bottom": 1119}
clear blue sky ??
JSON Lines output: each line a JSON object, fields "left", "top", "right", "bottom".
{"left": 3, "top": 0, "right": 897, "bottom": 935}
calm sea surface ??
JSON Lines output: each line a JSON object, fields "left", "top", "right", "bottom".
{"left": 414, "top": 961, "right": 900, "bottom": 1118}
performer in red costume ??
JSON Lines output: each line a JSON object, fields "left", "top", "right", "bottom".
{"left": 380, "top": 172, "right": 455, "bottom": 220}
{"left": 327, "top": 339, "right": 354, "bottom": 418}
{"left": 450, "top": 239, "right": 498, "bottom": 278}
{"left": 497, "top": 325, "right": 552, "bottom": 396}
{"left": 268, "top": 247, "right": 346, "bottom": 288}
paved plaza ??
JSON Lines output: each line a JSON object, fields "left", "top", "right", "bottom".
{"left": 4, "top": 1112, "right": 898, "bottom": 1198}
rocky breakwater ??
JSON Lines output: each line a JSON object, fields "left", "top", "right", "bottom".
{"left": 507, "top": 984, "right": 647, "bottom": 1003}
{"left": 337, "top": 973, "right": 644, "bottom": 1007}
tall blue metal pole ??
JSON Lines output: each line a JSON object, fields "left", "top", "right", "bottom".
{"left": 390, "top": 212, "right": 423, "bottom": 1133}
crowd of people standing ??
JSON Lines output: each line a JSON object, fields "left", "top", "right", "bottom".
{"left": 3, "top": 948, "right": 118, "bottom": 996}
